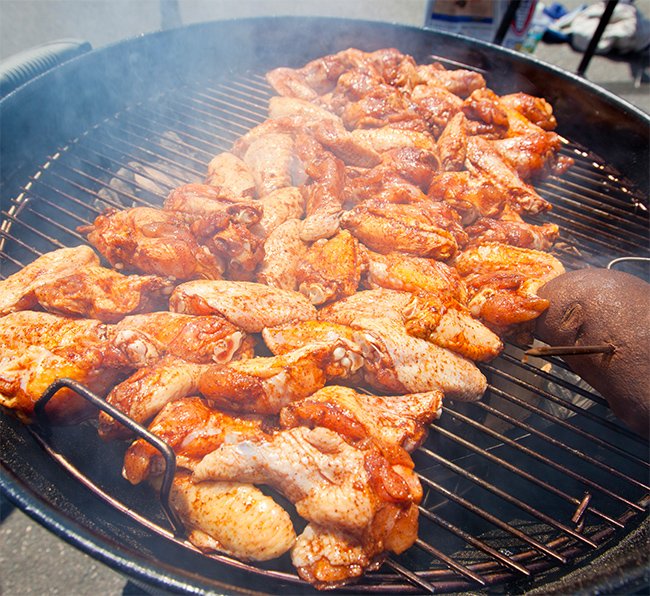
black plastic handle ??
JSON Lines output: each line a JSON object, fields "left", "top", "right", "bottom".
{"left": 0, "top": 39, "right": 92, "bottom": 98}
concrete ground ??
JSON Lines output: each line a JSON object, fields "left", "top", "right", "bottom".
{"left": 0, "top": 1, "right": 648, "bottom": 595}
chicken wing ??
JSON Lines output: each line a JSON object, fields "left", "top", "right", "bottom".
{"left": 341, "top": 199, "right": 466, "bottom": 260}
{"left": 415, "top": 62, "right": 486, "bottom": 98}
{"left": 170, "top": 472, "right": 296, "bottom": 561}
{"left": 0, "top": 311, "right": 125, "bottom": 422}
{"left": 465, "top": 211, "right": 559, "bottom": 251}
{"left": 197, "top": 338, "right": 364, "bottom": 414}
{"left": 204, "top": 152, "right": 257, "bottom": 200}
{"left": 78, "top": 207, "right": 225, "bottom": 280}
{"left": 280, "top": 384, "right": 442, "bottom": 454}
{"left": 0, "top": 245, "right": 99, "bottom": 316}
{"left": 193, "top": 425, "right": 420, "bottom": 540}
{"left": 409, "top": 83, "right": 463, "bottom": 137}
{"left": 33, "top": 266, "right": 173, "bottom": 323}
{"left": 243, "top": 133, "right": 298, "bottom": 197}
{"left": 164, "top": 183, "right": 261, "bottom": 226}
{"left": 254, "top": 186, "right": 304, "bottom": 238}
{"left": 351, "top": 316, "right": 487, "bottom": 400}
{"left": 455, "top": 242, "right": 565, "bottom": 334}
{"left": 350, "top": 127, "right": 436, "bottom": 154}
{"left": 296, "top": 230, "right": 364, "bottom": 305}
{"left": 401, "top": 293, "right": 503, "bottom": 362}
{"left": 123, "top": 397, "right": 265, "bottom": 484}
{"left": 111, "top": 311, "right": 250, "bottom": 368}
{"left": 170, "top": 280, "right": 317, "bottom": 333}
{"left": 262, "top": 320, "right": 358, "bottom": 354}
{"left": 465, "top": 136, "right": 551, "bottom": 215}
{"left": 363, "top": 250, "right": 468, "bottom": 304}
{"left": 99, "top": 356, "right": 208, "bottom": 439}
{"left": 295, "top": 133, "right": 346, "bottom": 242}
{"left": 256, "top": 219, "right": 307, "bottom": 290}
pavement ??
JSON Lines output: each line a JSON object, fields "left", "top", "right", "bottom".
{"left": 0, "top": 1, "right": 648, "bottom": 595}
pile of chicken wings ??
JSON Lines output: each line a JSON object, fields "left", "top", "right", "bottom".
{"left": 0, "top": 48, "right": 569, "bottom": 588}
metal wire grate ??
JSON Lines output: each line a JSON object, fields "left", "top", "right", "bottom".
{"left": 1, "top": 69, "right": 648, "bottom": 594}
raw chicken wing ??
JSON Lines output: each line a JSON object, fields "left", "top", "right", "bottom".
{"left": 256, "top": 219, "right": 307, "bottom": 290}
{"left": 197, "top": 338, "right": 364, "bottom": 414}
{"left": 295, "top": 230, "right": 364, "bottom": 305}
{"left": 79, "top": 207, "right": 224, "bottom": 280}
{"left": 170, "top": 472, "right": 296, "bottom": 561}
{"left": 0, "top": 311, "right": 125, "bottom": 422}
{"left": 0, "top": 246, "right": 99, "bottom": 316}
{"left": 204, "top": 152, "right": 256, "bottom": 200}
{"left": 170, "top": 280, "right": 317, "bottom": 333}
{"left": 280, "top": 384, "right": 443, "bottom": 454}
{"left": 193, "top": 425, "right": 420, "bottom": 541}
{"left": 33, "top": 265, "right": 173, "bottom": 323}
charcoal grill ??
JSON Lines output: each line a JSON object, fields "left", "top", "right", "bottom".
{"left": 1, "top": 17, "right": 648, "bottom": 594}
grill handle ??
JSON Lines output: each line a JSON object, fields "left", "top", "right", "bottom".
{"left": 0, "top": 39, "right": 92, "bottom": 98}
{"left": 34, "top": 378, "right": 185, "bottom": 538}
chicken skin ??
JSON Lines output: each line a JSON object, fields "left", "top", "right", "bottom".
{"left": 169, "top": 280, "right": 317, "bottom": 333}
{"left": 163, "top": 183, "right": 262, "bottom": 226}
{"left": 0, "top": 245, "right": 99, "bottom": 316}
{"left": 465, "top": 210, "right": 559, "bottom": 251}
{"left": 33, "top": 266, "right": 173, "bottom": 323}
{"left": 455, "top": 242, "right": 565, "bottom": 334}
{"left": 79, "top": 207, "right": 224, "bottom": 280}
{"left": 170, "top": 472, "right": 296, "bottom": 561}
{"left": 262, "top": 320, "right": 358, "bottom": 354}
{"left": 295, "top": 133, "right": 346, "bottom": 242}
{"left": 295, "top": 230, "right": 365, "bottom": 305}
{"left": 243, "top": 133, "right": 298, "bottom": 197}
{"left": 0, "top": 311, "right": 125, "bottom": 422}
{"left": 350, "top": 316, "right": 487, "bottom": 401}
{"left": 197, "top": 338, "right": 364, "bottom": 414}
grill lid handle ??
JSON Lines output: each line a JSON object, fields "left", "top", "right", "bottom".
{"left": 0, "top": 39, "right": 92, "bottom": 98}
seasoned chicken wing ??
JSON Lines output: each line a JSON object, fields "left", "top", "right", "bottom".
{"left": 465, "top": 210, "right": 559, "bottom": 251}
{"left": 99, "top": 356, "right": 208, "bottom": 439}
{"left": 296, "top": 230, "right": 364, "bottom": 305}
{"left": 256, "top": 219, "right": 307, "bottom": 290}
{"left": 320, "top": 288, "right": 501, "bottom": 362}
{"left": 415, "top": 62, "right": 486, "bottom": 98}
{"left": 111, "top": 311, "right": 250, "bottom": 368}
{"left": 193, "top": 425, "right": 420, "bottom": 541}
{"left": 350, "top": 127, "right": 436, "bottom": 154}
{"left": 401, "top": 293, "right": 503, "bottom": 362}
{"left": 164, "top": 183, "right": 261, "bottom": 226}
{"left": 262, "top": 320, "right": 358, "bottom": 354}
{"left": 170, "top": 472, "right": 296, "bottom": 561}
{"left": 455, "top": 242, "right": 565, "bottom": 334}
{"left": 280, "top": 385, "right": 442, "bottom": 454}
{"left": 78, "top": 207, "right": 224, "bottom": 280}
{"left": 0, "top": 311, "right": 125, "bottom": 422}
{"left": 295, "top": 133, "right": 346, "bottom": 242}
{"left": 0, "top": 245, "right": 99, "bottom": 316}
{"left": 341, "top": 199, "right": 466, "bottom": 260}
{"left": 363, "top": 250, "right": 468, "bottom": 304}
{"left": 499, "top": 92, "right": 557, "bottom": 131}
{"left": 204, "top": 152, "right": 257, "bottom": 200}
{"left": 243, "top": 133, "right": 298, "bottom": 197}
{"left": 197, "top": 338, "right": 364, "bottom": 414}
{"left": 33, "top": 265, "right": 173, "bottom": 323}
{"left": 170, "top": 280, "right": 317, "bottom": 333}
{"left": 351, "top": 316, "right": 486, "bottom": 400}
{"left": 255, "top": 186, "right": 305, "bottom": 238}
{"left": 409, "top": 83, "right": 463, "bottom": 136}
{"left": 123, "top": 397, "right": 265, "bottom": 484}
{"left": 291, "top": 523, "right": 384, "bottom": 589}
{"left": 465, "top": 136, "right": 551, "bottom": 215}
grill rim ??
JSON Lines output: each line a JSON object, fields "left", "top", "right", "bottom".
{"left": 1, "top": 16, "right": 649, "bottom": 595}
